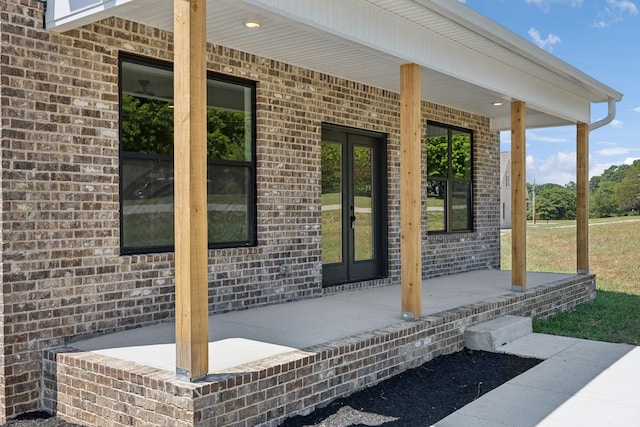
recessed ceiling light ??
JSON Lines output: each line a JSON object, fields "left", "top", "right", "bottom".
{"left": 243, "top": 20, "right": 261, "bottom": 29}
{"left": 492, "top": 102, "right": 503, "bottom": 106}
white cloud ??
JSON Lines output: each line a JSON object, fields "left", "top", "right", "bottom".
{"left": 623, "top": 157, "right": 640, "bottom": 165}
{"left": 595, "top": 147, "right": 634, "bottom": 156}
{"left": 633, "top": 107, "right": 640, "bottom": 113}
{"left": 526, "top": 154, "right": 536, "bottom": 170}
{"left": 610, "top": 119, "right": 624, "bottom": 128}
{"left": 528, "top": 27, "right": 562, "bottom": 51}
{"left": 594, "top": 0, "right": 638, "bottom": 28}
{"left": 526, "top": 0, "right": 583, "bottom": 12}
{"left": 527, "top": 131, "right": 568, "bottom": 143}
{"left": 527, "top": 151, "right": 576, "bottom": 184}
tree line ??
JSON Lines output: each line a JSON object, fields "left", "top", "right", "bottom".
{"left": 526, "top": 159, "right": 640, "bottom": 221}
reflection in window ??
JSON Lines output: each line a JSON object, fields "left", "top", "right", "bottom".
{"left": 321, "top": 141, "right": 343, "bottom": 264}
{"left": 120, "top": 55, "right": 255, "bottom": 253}
{"left": 426, "top": 123, "right": 473, "bottom": 232}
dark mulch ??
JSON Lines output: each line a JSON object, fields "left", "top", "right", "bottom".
{"left": 281, "top": 349, "right": 542, "bottom": 427}
{"left": 2, "top": 412, "right": 82, "bottom": 427}
{"left": 3, "top": 350, "right": 541, "bottom": 427}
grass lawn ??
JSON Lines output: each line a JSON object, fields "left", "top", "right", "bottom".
{"left": 501, "top": 216, "right": 640, "bottom": 345}
{"left": 321, "top": 193, "right": 373, "bottom": 263}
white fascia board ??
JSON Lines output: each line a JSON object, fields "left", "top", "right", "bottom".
{"left": 423, "top": 0, "right": 622, "bottom": 103}
{"left": 46, "top": 0, "right": 140, "bottom": 32}
{"left": 244, "top": 0, "right": 591, "bottom": 124}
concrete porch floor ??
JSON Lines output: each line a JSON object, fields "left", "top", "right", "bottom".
{"left": 69, "top": 270, "right": 572, "bottom": 374}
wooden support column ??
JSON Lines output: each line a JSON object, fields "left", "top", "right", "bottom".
{"left": 577, "top": 122, "right": 589, "bottom": 274}
{"left": 174, "top": 0, "right": 209, "bottom": 381}
{"left": 511, "top": 101, "right": 527, "bottom": 292}
{"left": 400, "top": 63, "right": 422, "bottom": 320}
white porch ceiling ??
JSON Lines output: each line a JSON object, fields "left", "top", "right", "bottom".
{"left": 46, "top": 0, "right": 622, "bottom": 131}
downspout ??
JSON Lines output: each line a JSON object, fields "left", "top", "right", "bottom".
{"left": 589, "top": 98, "right": 617, "bottom": 132}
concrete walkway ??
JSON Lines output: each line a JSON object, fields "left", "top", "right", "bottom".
{"left": 435, "top": 333, "right": 640, "bottom": 427}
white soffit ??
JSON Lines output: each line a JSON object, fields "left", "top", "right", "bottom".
{"left": 45, "top": 0, "right": 622, "bottom": 131}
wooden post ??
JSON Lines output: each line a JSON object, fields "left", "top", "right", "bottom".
{"left": 511, "top": 101, "right": 527, "bottom": 292}
{"left": 174, "top": 0, "right": 209, "bottom": 381}
{"left": 577, "top": 122, "right": 589, "bottom": 274}
{"left": 400, "top": 63, "right": 422, "bottom": 320}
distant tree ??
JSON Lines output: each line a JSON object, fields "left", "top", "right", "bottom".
{"left": 530, "top": 184, "right": 576, "bottom": 220}
{"left": 565, "top": 181, "right": 577, "bottom": 193}
{"left": 121, "top": 95, "right": 248, "bottom": 160}
{"left": 615, "top": 160, "right": 640, "bottom": 214}
{"left": 590, "top": 181, "right": 621, "bottom": 218}
{"left": 602, "top": 164, "right": 631, "bottom": 183}
{"left": 206, "top": 108, "right": 248, "bottom": 161}
{"left": 536, "top": 183, "right": 563, "bottom": 193}
{"left": 427, "top": 136, "right": 449, "bottom": 178}
{"left": 590, "top": 164, "right": 630, "bottom": 197}
{"left": 321, "top": 143, "right": 342, "bottom": 194}
{"left": 589, "top": 175, "right": 602, "bottom": 194}
{"left": 121, "top": 94, "right": 174, "bottom": 154}
{"left": 587, "top": 163, "right": 636, "bottom": 218}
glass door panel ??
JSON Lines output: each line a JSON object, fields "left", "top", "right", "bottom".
{"left": 321, "top": 141, "right": 343, "bottom": 264}
{"left": 353, "top": 145, "right": 374, "bottom": 261}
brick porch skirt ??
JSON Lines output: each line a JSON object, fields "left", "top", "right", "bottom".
{"left": 42, "top": 274, "right": 595, "bottom": 426}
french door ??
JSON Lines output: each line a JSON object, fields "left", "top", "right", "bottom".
{"left": 321, "top": 126, "right": 387, "bottom": 286}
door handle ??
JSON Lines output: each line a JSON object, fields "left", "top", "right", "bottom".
{"left": 350, "top": 215, "right": 357, "bottom": 229}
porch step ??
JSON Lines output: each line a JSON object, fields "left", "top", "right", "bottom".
{"left": 464, "top": 315, "right": 532, "bottom": 351}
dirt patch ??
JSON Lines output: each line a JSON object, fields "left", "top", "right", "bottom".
{"left": 3, "top": 350, "right": 541, "bottom": 427}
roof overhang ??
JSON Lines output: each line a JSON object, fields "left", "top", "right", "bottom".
{"left": 45, "top": 0, "right": 623, "bottom": 132}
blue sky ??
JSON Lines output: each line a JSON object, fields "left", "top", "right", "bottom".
{"left": 463, "top": 0, "right": 639, "bottom": 185}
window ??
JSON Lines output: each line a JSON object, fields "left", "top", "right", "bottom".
{"left": 119, "top": 55, "right": 256, "bottom": 254}
{"left": 426, "top": 122, "right": 473, "bottom": 232}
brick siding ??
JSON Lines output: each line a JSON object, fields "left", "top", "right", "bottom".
{"left": 2, "top": 0, "right": 498, "bottom": 420}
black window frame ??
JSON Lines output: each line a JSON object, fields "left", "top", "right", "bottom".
{"left": 426, "top": 121, "right": 474, "bottom": 233}
{"left": 118, "top": 53, "right": 257, "bottom": 255}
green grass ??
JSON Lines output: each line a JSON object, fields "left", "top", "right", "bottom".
{"left": 123, "top": 210, "right": 247, "bottom": 247}
{"left": 501, "top": 216, "right": 640, "bottom": 345}
{"left": 321, "top": 193, "right": 374, "bottom": 263}
{"left": 532, "top": 290, "right": 640, "bottom": 345}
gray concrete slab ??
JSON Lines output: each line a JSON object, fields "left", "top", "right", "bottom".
{"left": 434, "top": 413, "right": 512, "bottom": 427}
{"left": 435, "top": 334, "right": 640, "bottom": 427}
{"left": 498, "top": 332, "right": 583, "bottom": 359}
{"left": 464, "top": 315, "right": 532, "bottom": 351}
{"left": 447, "top": 383, "right": 572, "bottom": 426}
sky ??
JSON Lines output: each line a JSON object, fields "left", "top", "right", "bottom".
{"left": 461, "top": 0, "right": 640, "bottom": 185}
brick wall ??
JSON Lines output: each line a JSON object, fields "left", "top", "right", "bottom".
{"left": 43, "top": 275, "right": 595, "bottom": 427}
{"left": 1, "top": 0, "right": 499, "bottom": 420}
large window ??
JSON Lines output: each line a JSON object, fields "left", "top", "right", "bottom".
{"left": 426, "top": 122, "right": 473, "bottom": 233}
{"left": 119, "top": 55, "right": 256, "bottom": 254}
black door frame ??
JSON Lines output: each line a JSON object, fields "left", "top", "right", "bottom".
{"left": 321, "top": 124, "right": 388, "bottom": 287}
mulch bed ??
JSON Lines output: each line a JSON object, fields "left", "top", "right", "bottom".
{"left": 281, "top": 349, "right": 542, "bottom": 427}
{"left": 3, "top": 350, "right": 541, "bottom": 427}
